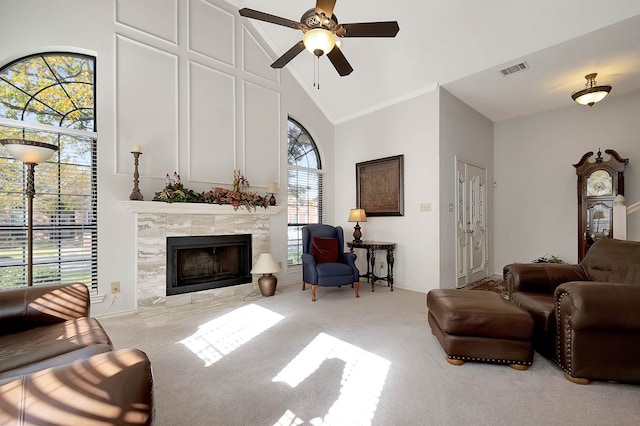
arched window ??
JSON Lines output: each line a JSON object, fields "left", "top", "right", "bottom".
{"left": 0, "top": 53, "right": 97, "bottom": 291}
{"left": 287, "top": 117, "right": 323, "bottom": 266}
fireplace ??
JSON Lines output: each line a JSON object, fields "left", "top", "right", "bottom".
{"left": 166, "top": 234, "right": 252, "bottom": 296}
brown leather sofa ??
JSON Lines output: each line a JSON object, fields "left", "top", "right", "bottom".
{"left": 0, "top": 283, "right": 154, "bottom": 424}
{"left": 504, "top": 238, "right": 640, "bottom": 384}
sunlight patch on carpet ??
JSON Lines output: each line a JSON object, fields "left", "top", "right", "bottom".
{"left": 274, "top": 410, "right": 304, "bottom": 426}
{"left": 273, "top": 332, "right": 390, "bottom": 426}
{"left": 178, "top": 304, "right": 284, "bottom": 367}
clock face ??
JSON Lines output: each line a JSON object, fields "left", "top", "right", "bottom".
{"left": 586, "top": 170, "right": 613, "bottom": 197}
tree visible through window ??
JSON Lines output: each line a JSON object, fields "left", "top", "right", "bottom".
{"left": 288, "top": 117, "right": 323, "bottom": 266}
{"left": 0, "top": 53, "right": 97, "bottom": 291}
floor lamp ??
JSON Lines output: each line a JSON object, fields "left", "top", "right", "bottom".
{"left": 1, "top": 139, "right": 59, "bottom": 286}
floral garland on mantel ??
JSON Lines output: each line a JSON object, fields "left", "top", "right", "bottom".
{"left": 153, "top": 170, "right": 269, "bottom": 211}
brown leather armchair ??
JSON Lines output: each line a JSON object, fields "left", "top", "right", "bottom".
{"left": 0, "top": 283, "right": 154, "bottom": 424}
{"left": 504, "top": 238, "right": 640, "bottom": 384}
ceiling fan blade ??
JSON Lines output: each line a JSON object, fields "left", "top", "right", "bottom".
{"left": 239, "top": 8, "right": 301, "bottom": 29}
{"left": 338, "top": 22, "right": 400, "bottom": 37}
{"left": 315, "top": 0, "right": 336, "bottom": 18}
{"left": 271, "top": 41, "right": 306, "bottom": 69}
{"left": 326, "top": 46, "right": 353, "bottom": 76}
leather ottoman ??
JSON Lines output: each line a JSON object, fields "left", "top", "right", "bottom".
{"left": 426, "top": 289, "right": 535, "bottom": 370}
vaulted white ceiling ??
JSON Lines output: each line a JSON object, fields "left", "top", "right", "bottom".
{"left": 235, "top": 0, "right": 640, "bottom": 123}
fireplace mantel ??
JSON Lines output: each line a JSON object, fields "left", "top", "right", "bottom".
{"left": 122, "top": 200, "right": 282, "bottom": 215}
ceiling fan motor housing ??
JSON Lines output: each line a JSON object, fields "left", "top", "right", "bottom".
{"left": 301, "top": 8, "right": 338, "bottom": 31}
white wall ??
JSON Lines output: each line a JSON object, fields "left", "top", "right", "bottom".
{"left": 438, "top": 88, "right": 494, "bottom": 288}
{"left": 334, "top": 91, "right": 440, "bottom": 294}
{"left": 1, "top": 0, "right": 333, "bottom": 315}
{"left": 494, "top": 90, "right": 640, "bottom": 271}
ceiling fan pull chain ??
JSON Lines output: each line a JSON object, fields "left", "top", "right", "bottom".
{"left": 313, "top": 55, "right": 321, "bottom": 90}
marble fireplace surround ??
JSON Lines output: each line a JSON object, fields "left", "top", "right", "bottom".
{"left": 123, "top": 201, "right": 281, "bottom": 312}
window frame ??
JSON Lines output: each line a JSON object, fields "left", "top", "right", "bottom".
{"left": 287, "top": 117, "right": 324, "bottom": 267}
{"left": 0, "top": 52, "right": 98, "bottom": 293}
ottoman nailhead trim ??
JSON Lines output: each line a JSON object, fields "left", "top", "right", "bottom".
{"left": 447, "top": 355, "right": 532, "bottom": 366}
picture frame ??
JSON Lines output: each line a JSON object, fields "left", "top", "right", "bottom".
{"left": 356, "top": 155, "right": 404, "bottom": 216}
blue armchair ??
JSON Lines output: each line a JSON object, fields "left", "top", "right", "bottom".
{"left": 302, "top": 224, "right": 360, "bottom": 302}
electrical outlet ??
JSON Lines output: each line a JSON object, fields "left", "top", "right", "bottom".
{"left": 379, "top": 261, "right": 384, "bottom": 268}
{"left": 111, "top": 281, "right": 120, "bottom": 294}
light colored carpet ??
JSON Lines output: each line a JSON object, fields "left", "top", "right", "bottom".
{"left": 101, "top": 283, "right": 640, "bottom": 426}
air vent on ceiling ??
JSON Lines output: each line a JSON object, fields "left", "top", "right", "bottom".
{"left": 499, "top": 62, "right": 529, "bottom": 76}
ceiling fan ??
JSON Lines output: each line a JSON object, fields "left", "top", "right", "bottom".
{"left": 239, "top": 0, "right": 399, "bottom": 77}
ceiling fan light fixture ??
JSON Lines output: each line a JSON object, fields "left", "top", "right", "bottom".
{"left": 571, "top": 73, "right": 612, "bottom": 107}
{"left": 303, "top": 28, "right": 336, "bottom": 56}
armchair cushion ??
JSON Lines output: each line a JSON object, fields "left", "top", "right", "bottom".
{"left": 0, "top": 317, "right": 112, "bottom": 379}
{"left": 312, "top": 237, "right": 339, "bottom": 263}
{"left": 510, "top": 292, "right": 555, "bottom": 335}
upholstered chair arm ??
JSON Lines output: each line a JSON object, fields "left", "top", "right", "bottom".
{"left": 0, "top": 348, "right": 154, "bottom": 425}
{"left": 301, "top": 253, "right": 316, "bottom": 265}
{"left": 504, "top": 263, "right": 586, "bottom": 299}
{"left": 0, "top": 283, "right": 90, "bottom": 336}
{"left": 301, "top": 253, "right": 318, "bottom": 285}
{"left": 555, "top": 281, "right": 640, "bottom": 383}
{"left": 555, "top": 282, "right": 640, "bottom": 331}
{"left": 339, "top": 252, "right": 359, "bottom": 282}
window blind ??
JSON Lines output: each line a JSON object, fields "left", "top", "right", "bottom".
{"left": 0, "top": 132, "right": 97, "bottom": 290}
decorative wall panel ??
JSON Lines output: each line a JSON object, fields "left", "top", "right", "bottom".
{"left": 244, "top": 82, "right": 280, "bottom": 186}
{"left": 242, "top": 28, "right": 279, "bottom": 83}
{"left": 189, "top": 0, "right": 235, "bottom": 66}
{"left": 116, "top": 0, "right": 178, "bottom": 44}
{"left": 116, "top": 35, "right": 178, "bottom": 177}
{"left": 189, "top": 61, "right": 236, "bottom": 183}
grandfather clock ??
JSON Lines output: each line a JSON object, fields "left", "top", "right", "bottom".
{"left": 573, "top": 149, "right": 628, "bottom": 261}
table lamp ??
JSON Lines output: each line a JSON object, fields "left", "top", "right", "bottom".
{"left": 1, "top": 139, "right": 59, "bottom": 286}
{"left": 348, "top": 208, "right": 367, "bottom": 243}
{"left": 266, "top": 182, "right": 278, "bottom": 206}
{"left": 251, "top": 253, "right": 281, "bottom": 296}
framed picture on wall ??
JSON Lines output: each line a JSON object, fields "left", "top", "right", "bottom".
{"left": 356, "top": 155, "right": 404, "bottom": 216}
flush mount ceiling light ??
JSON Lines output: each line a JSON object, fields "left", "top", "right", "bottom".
{"left": 571, "top": 73, "right": 612, "bottom": 107}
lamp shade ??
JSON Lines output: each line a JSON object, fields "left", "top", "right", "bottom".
{"left": 1, "top": 139, "right": 58, "bottom": 163}
{"left": 571, "top": 73, "right": 611, "bottom": 107}
{"left": 251, "top": 253, "right": 281, "bottom": 274}
{"left": 348, "top": 208, "right": 367, "bottom": 222}
{"left": 303, "top": 28, "right": 336, "bottom": 56}
{"left": 266, "top": 182, "right": 278, "bottom": 194}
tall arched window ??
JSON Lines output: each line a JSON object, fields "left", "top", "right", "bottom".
{"left": 287, "top": 117, "right": 323, "bottom": 266}
{"left": 0, "top": 53, "right": 97, "bottom": 291}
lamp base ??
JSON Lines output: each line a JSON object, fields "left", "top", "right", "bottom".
{"left": 353, "top": 223, "right": 362, "bottom": 243}
{"left": 268, "top": 194, "right": 276, "bottom": 206}
{"left": 258, "top": 273, "right": 277, "bottom": 297}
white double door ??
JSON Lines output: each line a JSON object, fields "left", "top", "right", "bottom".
{"left": 455, "top": 159, "right": 489, "bottom": 288}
